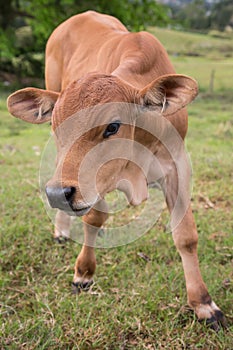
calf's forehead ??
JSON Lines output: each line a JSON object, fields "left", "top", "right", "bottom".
{"left": 51, "top": 75, "right": 137, "bottom": 129}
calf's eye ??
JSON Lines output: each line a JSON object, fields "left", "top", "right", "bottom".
{"left": 103, "top": 121, "right": 121, "bottom": 138}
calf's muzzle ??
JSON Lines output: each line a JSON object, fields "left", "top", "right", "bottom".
{"left": 46, "top": 186, "right": 75, "bottom": 211}
{"left": 45, "top": 185, "right": 92, "bottom": 216}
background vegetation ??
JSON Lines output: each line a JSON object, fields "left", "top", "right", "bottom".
{"left": 0, "top": 0, "right": 233, "bottom": 87}
{"left": 0, "top": 0, "right": 168, "bottom": 85}
{"left": 170, "top": 0, "right": 233, "bottom": 31}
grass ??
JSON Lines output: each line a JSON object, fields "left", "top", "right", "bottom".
{"left": 149, "top": 27, "right": 233, "bottom": 59}
{"left": 149, "top": 27, "right": 233, "bottom": 93}
{"left": 1, "top": 27, "right": 233, "bottom": 349}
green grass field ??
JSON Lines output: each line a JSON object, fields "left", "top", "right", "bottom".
{"left": 0, "top": 28, "right": 233, "bottom": 349}
{"left": 150, "top": 27, "right": 233, "bottom": 93}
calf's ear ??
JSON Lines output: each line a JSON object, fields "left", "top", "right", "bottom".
{"left": 7, "top": 87, "right": 59, "bottom": 124}
{"left": 139, "top": 74, "right": 198, "bottom": 116}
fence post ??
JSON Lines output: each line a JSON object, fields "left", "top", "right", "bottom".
{"left": 209, "top": 69, "right": 215, "bottom": 93}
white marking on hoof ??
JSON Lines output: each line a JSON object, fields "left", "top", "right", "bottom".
{"left": 195, "top": 300, "right": 222, "bottom": 320}
{"left": 54, "top": 228, "right": 70, "bottom": 239}
{"left": 73, "top": 275, "right": 93, "bottom": 285}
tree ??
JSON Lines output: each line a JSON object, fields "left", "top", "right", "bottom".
{"left": 173, "top": 0, "right": 211, "bottom": 31}
{"left": 26, "top": 0, "right": 168, "bottom": 47}
{"left": 0, "top": 0, "right": 169, "bottom": 82}
{"left": 210, "top": 0, "right": 233, "bottom": 31}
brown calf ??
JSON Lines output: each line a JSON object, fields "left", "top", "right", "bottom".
{"left": 7, "top": 11, "right": 226, "bottom": 329}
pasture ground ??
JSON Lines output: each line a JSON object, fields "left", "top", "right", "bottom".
{"left": 0, "top": 28, "right": 233, "bottom": 349}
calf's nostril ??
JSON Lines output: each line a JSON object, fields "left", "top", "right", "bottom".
{"left": 64, "top": 186, "right": 76, "bottom": 201}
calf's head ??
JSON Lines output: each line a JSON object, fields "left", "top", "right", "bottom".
{"left": 7, "top": 73, "right": 197, "bottom": 215}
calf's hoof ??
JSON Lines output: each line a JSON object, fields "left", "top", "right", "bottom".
{"left": 203, "top": 309, "right": 227, "bottom": 332}
{"left": 54, "top": 236, "right": 69, "bottom": 244}
{"left": 72, "top": 279, "right": 94, "bottom": 294}
{"left": 195, "top": 301, "right": 227, "bottom": 331}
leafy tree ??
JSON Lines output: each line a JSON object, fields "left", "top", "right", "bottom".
{"left": 26, "top": 0, "right": 168, "bottom": 47}
{"left": 0, "top": 0, "right": 169, "bottom": 82}
{"left": 173, "top": 0, "right": 210, "bottom": 31}
{"left": 210, "top": 0, "right": 233, "bottom": 31}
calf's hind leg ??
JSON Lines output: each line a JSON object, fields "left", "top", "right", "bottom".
{"left": 54, "top": 210, "right": 71, "bottom": 243}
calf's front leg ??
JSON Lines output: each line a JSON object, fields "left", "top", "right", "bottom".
{"left": 172, "top": 206, "right": 226, "bottom": 329}
{"left": 73, "top": 200, "right": 108, "bottom": 292}
{"left": 163, "top": 165, "right": 226, "bottom": 330}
